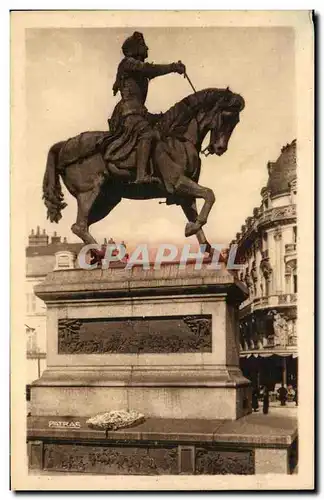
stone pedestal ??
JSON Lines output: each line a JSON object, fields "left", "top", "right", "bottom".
{"left": 28, "top": 262, "right": 298, "bottom": 475}
{"left": 27, "top": 414, "right": 298, "bottom": 475}
{"left": 31, "top": 262, "right": 251, "bottom": 420}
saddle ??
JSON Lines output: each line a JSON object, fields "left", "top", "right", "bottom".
{"left": 57, "top": 110, "right": 188, "bottom": 171}
{"left": 58, "top": 131, "right": 109, "bottom": 169}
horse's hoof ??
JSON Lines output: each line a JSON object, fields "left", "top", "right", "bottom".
{"left": 185, "top": 222, "right": 201, "bottom": 237}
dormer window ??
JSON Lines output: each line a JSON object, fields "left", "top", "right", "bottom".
{"left": 57, "top": 255, "right": 70, "bottom": 269}
{"left": 54, "top": 251, "right": 76, "bottom": 271}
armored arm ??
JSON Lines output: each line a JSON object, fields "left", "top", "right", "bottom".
{"left": 126, "top": 58, "right": 186, "bottom": 79}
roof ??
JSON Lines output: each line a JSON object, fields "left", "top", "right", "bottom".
{"left": 26, "top": 255, "right": 56, "bottom": 277}
{"left": 266, "top": 139, "right": 297, "bottom": 197}
{"left": 26, "top": 242, "right": 84, "bottom": 257}
{"left": 26, "top": 243, "right": 83, "bottom": 277}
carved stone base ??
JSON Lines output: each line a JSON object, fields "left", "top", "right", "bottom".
{"left": 27, "top": 415, "right": 298, "bottom": 475}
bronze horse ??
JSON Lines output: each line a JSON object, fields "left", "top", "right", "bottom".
{"left": 43, "top": 88, "right": 244, "bottom": 254}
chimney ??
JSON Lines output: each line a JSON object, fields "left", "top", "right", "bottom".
{"left": 28, "top": 227, "right": 49, "bottom": 247}
{"left": 51, "top": 230, "right": 61, "bottom": 245}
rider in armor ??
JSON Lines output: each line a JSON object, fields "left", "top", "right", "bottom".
{"left": 111, "top": 31, "right": 186, "bottom": 184}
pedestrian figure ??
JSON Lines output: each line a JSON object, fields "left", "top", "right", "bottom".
{"left": 252, "top": 387, "right": 259, "bottom": 412}
{"left": 277, "top": 384, "right": 288, "bottom": 406}
{"left": 287, "top": 384, "right": 295, "bottom": 402}
{"left": 263, "top": 386, "right": 269, "bottom": 414}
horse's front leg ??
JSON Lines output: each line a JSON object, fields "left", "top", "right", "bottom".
{"left": 180, "top": 199, "right": 212, "bottom": 254}
{"left": 175, "top": 177, "right": 215, "bottom": 237}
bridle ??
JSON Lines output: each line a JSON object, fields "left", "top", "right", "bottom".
{"left": 201, "top": 106, "right": 240, "bottom": 156}
{"left": 199, "top": 107, "right": 223, "bottom": 157}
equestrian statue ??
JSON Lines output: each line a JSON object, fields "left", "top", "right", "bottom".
{"left": 42, "top": 31, "right": 245, "bottom": 255}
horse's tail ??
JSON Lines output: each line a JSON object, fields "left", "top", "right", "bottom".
{"left": 42, "top": 142, "right": 67, "bottom": 223}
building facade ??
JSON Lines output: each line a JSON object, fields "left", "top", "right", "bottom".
{"left": 25, "top": 228, "right": 83, "bottom": 383}
{"left": 230, "top": 139, "right": 297, "bottom": 391}
{"left": 26, "top": 228, "right": 129, "bottom": 382}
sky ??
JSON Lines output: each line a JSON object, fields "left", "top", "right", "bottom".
{"left": 25, "top": 26, "right": 295, "bottom": 248}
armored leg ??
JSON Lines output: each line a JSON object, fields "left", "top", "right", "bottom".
{"left": 134, "top": 138, "right": 153, "bottom": 184}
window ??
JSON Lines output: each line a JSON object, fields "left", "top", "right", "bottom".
{"left": 54, "top": 251, "right": 75, "bottom": 270}
{"left": 293, "top": 274, "right": 298, "bottom": 293}
{"left": 26, "top": 385, "right": 31, "bottom": 402}
{"left": 58, "top": 255, "right": 70, "bottom": 268}
{"left": 26, "top": 327, "right": 37, "bottom": 353}
{"left": 293, "top": 226, "right": 297, "bottom": 243}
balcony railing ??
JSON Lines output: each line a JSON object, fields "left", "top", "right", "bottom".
{"left": 278, "top": 293, "right": 297, "bottom": 305}
{"left": 240, "top": 293, "right": 297, "bottom": 312}
{"left": 258, "top": 205, "right": 297, "bottom": 226}
{"left": 237, "top": 205, "right": 297, "bottom": 244}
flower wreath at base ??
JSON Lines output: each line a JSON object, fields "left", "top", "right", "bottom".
{"left": 86, "top": 410, "right": 145, "bottom": 431}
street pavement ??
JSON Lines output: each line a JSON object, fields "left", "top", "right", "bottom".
{"left": 253, "top": 402, "right": 298, "bottom": 418}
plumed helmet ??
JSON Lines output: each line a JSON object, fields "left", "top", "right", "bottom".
{"left": 122, "top": 31, "right": 147, "bottom": 57}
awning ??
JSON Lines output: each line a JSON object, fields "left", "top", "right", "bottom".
{"left": 240, "top": 351, "right": 298, "bottom": 358}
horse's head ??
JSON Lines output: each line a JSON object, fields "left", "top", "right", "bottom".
{"left": 156, "top": 87, "right": 245, "bottom": 156}
{"left": 204, "top": 89, "right": 245, "bottom": 156}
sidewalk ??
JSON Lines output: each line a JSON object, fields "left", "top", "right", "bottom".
{"left": 253, "top": 402, "right": 298, "bottom": 418}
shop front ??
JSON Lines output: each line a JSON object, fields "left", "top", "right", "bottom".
{"left": 240, "top": 352, "right": 298, "bottom": 402}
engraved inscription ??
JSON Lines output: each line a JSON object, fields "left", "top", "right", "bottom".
{"left": 195, "top": 448, "right": 255, "bottom": 475}
{"left": 48, "top": 420, "right": 81, "bottom": 429}
{"left": 58, "top": 315, "right": 212, "bottom": 354}
{"left": 43, "top": 444, "right": 178, "bottom": 475}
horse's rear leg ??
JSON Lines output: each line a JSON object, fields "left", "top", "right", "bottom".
{"left": 72, "top": 184, "right": 103, "bottom": 245}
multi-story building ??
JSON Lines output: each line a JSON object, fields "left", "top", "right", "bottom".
{"left": 25, "top": 227, "right": 83, "bottom": 383}
{"left": 230, "top": 139, "right": 297, "bottom": 391}
{"left": 26, "top": 228, "right": 129, "bottom": 383}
